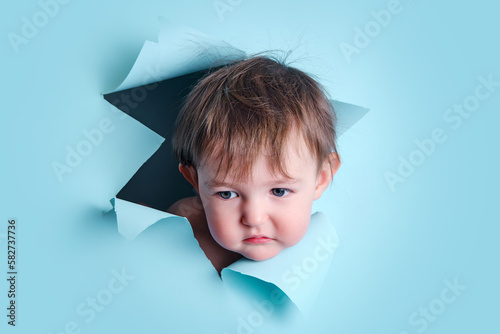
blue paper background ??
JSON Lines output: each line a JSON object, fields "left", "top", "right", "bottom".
{"left": 1, "top": 0, "right": 499, "bottom": 333}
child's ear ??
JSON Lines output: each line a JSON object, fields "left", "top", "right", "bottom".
{"left": 179, "top": 164, "right": 199, "bottom": 193}
{"left": 313, "top": 152, "right": 340, "bottom": 200}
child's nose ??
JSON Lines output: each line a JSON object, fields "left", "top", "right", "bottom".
{"left": 241, "top": 198, "right": 268, "bottom": 227}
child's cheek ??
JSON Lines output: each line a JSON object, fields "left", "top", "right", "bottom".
{"left": 206, "top": 206, "right": 236, "bottom": 245}
{"left": 280, "top": 204, "right": 310, "bottom": 246}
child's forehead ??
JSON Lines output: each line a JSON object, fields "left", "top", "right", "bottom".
{"left": 200, "top": 157, "right": 290, "bottom": 180}
{"left": 200, "top": 162, "right": 299, "bottom": 189}
{"left": 198, "top": 136, "right": 317, "bottom": 184}
{"left": 203, "top": 127, "right": 311, "bottom": 163}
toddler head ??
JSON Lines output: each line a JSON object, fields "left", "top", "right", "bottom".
{"left": 173, "top": 56, "right": 340, "bottom": 261}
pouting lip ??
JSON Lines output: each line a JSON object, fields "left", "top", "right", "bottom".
{"left": 244, "top": 235, "right": 273, "bottom": 240}
{"left": 243, "top": 235, "right": 275, "bottom": 243}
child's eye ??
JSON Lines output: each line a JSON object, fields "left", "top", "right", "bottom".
{"left": 271, "top": 188, "right": 291, "bottom": 197}
{"left": 217, "top": 191, "right": 238, "bottom": 200}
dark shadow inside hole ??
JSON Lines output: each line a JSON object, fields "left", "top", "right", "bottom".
{"left": 104, "top": 68, "right": 214, "bottom": 212}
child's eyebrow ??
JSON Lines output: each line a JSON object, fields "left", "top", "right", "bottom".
{"left": 204, "top": 180, "right": 233, "bottom": 188}
{"left": 205, "top": 177, "right": 303, "bottom": 189}
{"left": 266, "top": 178, "right": 303, "bottom": 186}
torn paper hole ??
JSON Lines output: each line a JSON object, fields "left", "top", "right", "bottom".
{"left": 103, "top": 18, "right": 365, "bottom": 314}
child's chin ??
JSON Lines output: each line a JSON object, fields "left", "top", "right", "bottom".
{"left": 242, "top": 249, "right": 281, "bottom": 262}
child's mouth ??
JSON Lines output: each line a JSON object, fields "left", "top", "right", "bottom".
{"left": 244, "top": 236, "right": 274, "bottom": 244}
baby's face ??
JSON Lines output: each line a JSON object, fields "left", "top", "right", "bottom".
{"left": 194, "top": 135, "right": 334, "bottom": 261}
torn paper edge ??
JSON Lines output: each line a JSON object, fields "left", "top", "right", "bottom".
{"left": 221, "top": 212, "right": 339, "bottom": 315}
